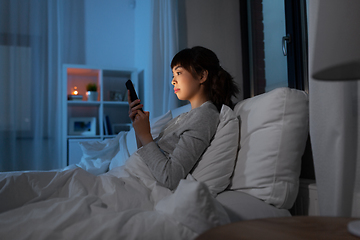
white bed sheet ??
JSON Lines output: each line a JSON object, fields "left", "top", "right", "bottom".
{"left": 0, "top": 153, "right": 230, "bottom": 240}
{"left": 216, "top": 190, "right": 291, "bottom": 222}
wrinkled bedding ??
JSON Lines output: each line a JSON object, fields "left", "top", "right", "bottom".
{"left": 0, "top": 153, "right": 230, "bottom": 240}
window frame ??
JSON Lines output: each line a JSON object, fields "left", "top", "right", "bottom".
{"left": 240, "top": 0, "right": 309, "bottom": 98}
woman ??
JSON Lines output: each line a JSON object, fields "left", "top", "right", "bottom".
{"left": 128, "top": 46, "right": 239, "bottom": 190}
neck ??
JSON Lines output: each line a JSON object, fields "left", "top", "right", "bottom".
{"left": 190, "top": 97, "right": 209, "bottom": 109}
{"left": 188, "top": 85, "right": 209, "bottom": 109}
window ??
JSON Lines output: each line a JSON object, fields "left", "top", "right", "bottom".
{"left": 240, "top": 0, "right": 314, "bottom": 181}
{"left": 240, "top": 0, "right": 308, "bottom": 98}
{"left": 0, "top": 34, "right": 32, "bottom": 134}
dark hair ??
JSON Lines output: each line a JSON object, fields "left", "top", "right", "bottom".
{"left": 171, "top": 46, "right": 239, "bottom": 111}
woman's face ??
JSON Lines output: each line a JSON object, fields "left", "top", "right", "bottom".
{"left": 171, "top": 65, "right": 203, "bottom": 102}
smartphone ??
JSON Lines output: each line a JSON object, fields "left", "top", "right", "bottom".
{"left": 125, "top": 80, "right": 143, "bottom": 112}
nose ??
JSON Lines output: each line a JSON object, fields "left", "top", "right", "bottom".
{"left": 171, "top": 78, "right": 176, "bottom": 85}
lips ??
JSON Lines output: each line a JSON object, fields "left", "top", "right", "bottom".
{"left": 174, "top": 88, "right": 180, "bottom": 93}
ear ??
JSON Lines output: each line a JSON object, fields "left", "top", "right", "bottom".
{"left": 199, "top": 70, "right": 208, "bottom": 84}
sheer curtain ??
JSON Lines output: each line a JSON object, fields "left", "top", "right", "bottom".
{"left": 145, "top": 0, "right": 182, "bottom": 118}
{"left": 308, "top": 0, "right": 360, "bottom": 217}
{"left": 0, "top": 0, "right": 84, "bottom": 171}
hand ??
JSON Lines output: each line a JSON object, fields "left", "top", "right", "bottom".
{"left": 127, "top": 90, "right": 143, "bottom": 122}
{"left": 133, "top": 110, "right": 153, "bottom": 146}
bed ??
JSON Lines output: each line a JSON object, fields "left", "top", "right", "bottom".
{"left": 0, "top": 87, "right": 309, "bottom": 240}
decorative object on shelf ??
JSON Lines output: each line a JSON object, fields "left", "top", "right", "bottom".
{"left": 123, "top": 90, "right": 128, "bottom": 101}
{"left": 86, "top": 83, "right": 98, "bottom": 101}
{"left": 68, "top": 86, "right": 83, "bottom": 101}
{"left": 104, "top": 115, "right": 112, "bottom": 135}
{"left": 103, "top": 116, "right": 108, "bottom": 135}
{"left": 68, "top": 95, "right": 83, "bottom": 101}
{"left": 73, "top": 86, "right": 79, "bottom": 95}
{"left": 109, "top": 91, "right": 123, "bottom": 101}
{"left": 68, "top": 117, "right": 96, "bottom": 136}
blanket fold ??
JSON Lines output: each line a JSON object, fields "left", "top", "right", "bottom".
{"left": 0, "top": 153, "right": 230, "bottom": 240}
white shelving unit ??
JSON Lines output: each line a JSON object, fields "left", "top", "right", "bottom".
{"left": 62, "top": 64, "right": 138, "bottom": 166}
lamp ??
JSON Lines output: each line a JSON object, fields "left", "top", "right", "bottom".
{"left": 72, "top": 86, "right": 79, "bottom": 95}
{"left": 68, "top": 86, "right": 83, "bottom": 101}
{"left": 311, "top": 0, "right": 360, "bottom": 237}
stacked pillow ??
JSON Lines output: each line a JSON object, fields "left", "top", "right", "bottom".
{"left": 190, "top": 105, "right": 239, "bottom": 196}
{"left": 230, "top": 87, "right": 309, "bottom": 209}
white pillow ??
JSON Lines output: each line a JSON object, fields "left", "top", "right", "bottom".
{"left": 230, "top": 87, "right": 309, "bottom": 209}
{"left": 215, "top": 190, "right": 291, "bottom": 222}
{"left": 108, "top": 132, "right": 131, "bottom": 170}
{"left": 190, "top": 105, "right": 239, "bottom": 196}
{"left": 79, "top": 132, "right": 125, "bottom": 175}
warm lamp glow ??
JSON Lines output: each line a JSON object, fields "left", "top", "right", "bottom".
{"left": 72, "top": 86, "right": 79, "bottom": 95}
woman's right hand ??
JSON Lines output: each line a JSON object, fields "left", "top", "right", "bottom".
{"left": 128, "top": 90, "right": 143, "bottom": 122}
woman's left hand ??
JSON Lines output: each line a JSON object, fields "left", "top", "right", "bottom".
{"left": 132, "top": 110, "right": 153, "bottom": 146}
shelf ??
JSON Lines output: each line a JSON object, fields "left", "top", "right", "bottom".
{"left": 67, "top": 100, "right": 128, "bottom": 106}
{"left": 103, "top": 101, "right": 128, "bottom": 106}
{"left": 67, "top": 101, "right": 101, "bottom": 106}
{"left": 67, "top": 68, "right": 99, "bottom": 76}
{"left": 67, "top": 135, "right": 101, "bottom": 139}
{"left": 62, "top": 64, "right": 138, "bottom": 166}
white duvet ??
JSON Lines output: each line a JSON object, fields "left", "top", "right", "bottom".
{"left": 0, "top": 153, "right": 230, "bottom": 240}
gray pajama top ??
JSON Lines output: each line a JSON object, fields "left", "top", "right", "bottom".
{"left": 137, "top": 101, "right": 220, "bottom": 190}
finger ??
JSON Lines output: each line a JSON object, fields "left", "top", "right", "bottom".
{"left": 128, "top": 90, "right": 142, "bottom": 107}
{"left": 132, "top": 103, "right": 143, "bottom": 111}
{"left": 129, "top": 111, "right": 137, "bottom": 119}
{"left": 134, "top": 114, "right": 141, "bottom": 123}
{"left": 136, "top": 110, "right": 149, "bottom": 120}
{"left": 136, "top": 109, "right": 145, "bottom": 117}
{"left": 129, "top": 99, "right": 141, "bottom": 109}
{"left": 129, "top": 110, "right": 140, "bottom": 121}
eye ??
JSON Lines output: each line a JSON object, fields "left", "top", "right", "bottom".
{"left": 176, "top": 72, "right": 181, "bottom": 75}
